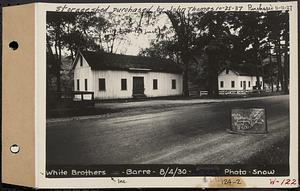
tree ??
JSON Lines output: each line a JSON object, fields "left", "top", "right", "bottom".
{"left": 229, "top": 12, "right": 270, "bottom": 90}
{"left": 140, "top": 11, "right": 233, "bottom": 97}
{"left": 139, "top": 40, "right": 178, "bottom": 61}
{"left": 265, "top": 11, "right": 289, "bottom": 93}
{"left": 194, "top": 12, "right": 232, "bottom": 96}
{"left": 47, "top": 12, "right": 66, "bottom": 92}
{"left": 47, "top": 12, "right": 108, "bottom": 91}
{"left": 164, "top": 11, "right": 195, "bottom": 96}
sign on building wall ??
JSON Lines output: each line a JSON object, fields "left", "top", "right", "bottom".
{"left": 230, "top": 108, "right": 267, "bottom": 134}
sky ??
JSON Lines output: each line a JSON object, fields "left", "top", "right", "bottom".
{"left": 54, "top": 13, "right": 174, "bottom": 57}
{"left": 104, "top": 13, "right": 173, "bottom": 56}
{"left": 116, "top": 31, "right": 156, "bottom": 55}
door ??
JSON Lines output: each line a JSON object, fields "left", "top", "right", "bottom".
{"left": 133, "top": 77, "right": 144, "bottom": 95}
{"left": 243, "top": 81, "right": 246, "bottom": 90}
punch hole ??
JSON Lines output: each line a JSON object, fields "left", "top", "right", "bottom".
{"left": 9, "top": 41, "right": 19, "bottom": 50}
{"left": 10, "top": 144, "right": 20, "bottom": 154}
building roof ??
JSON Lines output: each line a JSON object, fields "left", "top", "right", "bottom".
{"left": 75, "top": 50, "right": 183, "bottom": 74}
{"left": 220, "top": 66, "right": 263, "bottom": 76}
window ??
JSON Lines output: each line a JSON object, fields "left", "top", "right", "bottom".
{"left": 80, "top": 56, "right": 83, "bottom": 67}
{"left": 77, "top": 79, "right": 80, "bottom": 91}
{"left": 172, "top": 79, "right": 176, "bottom": 89}
{"left": 248, "top": 81, "right": 251, "bottom": 87}
{"left": 153, "top": 79, "right": 158, "bottom": 90}
{"left": 240, "top": 81, "right": 243, "bottom": 87}
{"left": 84, "top": 79, "right": 88, "bottom": 91}
{"left": 121, "top": 79, "right": 127, "bottom": 90}
{"left": 220, "top": 81, "right": 224, "bottom": 88}
{"left": 231, "top": 81, "right": 235, "bottom": 88}
{"left": 226, "top": 69, "right": 229, "bottom": 74}
{"left": 99, "top": 78, "right": 106, "bottom": 91}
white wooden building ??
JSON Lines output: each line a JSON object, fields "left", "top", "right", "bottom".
{"left": 218, "top": 68, "right": 263, "bottom": 93}
{"left": 73, "top": 50, "right": 183, "bottom": 100}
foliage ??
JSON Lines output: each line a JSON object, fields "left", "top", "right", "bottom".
{"left": 47, "top": 10, "right": 290, "bottom": 96}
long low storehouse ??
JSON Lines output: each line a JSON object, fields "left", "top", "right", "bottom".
{"left": 73, "top": 50, "right": 183, "bottom": 100}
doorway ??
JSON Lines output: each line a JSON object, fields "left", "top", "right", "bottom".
{"left": 243, "top": 81, "right": 246, "bottom": 90}
{"left": 133, "top": 77, "right": 145, "bottom": 95}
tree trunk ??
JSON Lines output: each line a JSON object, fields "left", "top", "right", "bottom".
{"left": 256, "top": 71, "right": 261, "bottom": 90}
{"left": 283, "top": 52, "right": 289, "bottom": 94}
{"left": 205, "top": 40, "right": 221, "bottom": 97}
{"left": 276, "top": 51, "right": 283, "bottom": 92}
{"left": 110, "top": 29, "right": 117, "bottom": 53}
{"left": 46, "top": 38, "right": 53, "bottom": 94}
{"left": 206, "top": 52, "right": 219, "bottom": 97}
{"left": 57, "top": 38, "right": 62, "bottom": 92}
{"left": 165, "top": 11, "right": 190, "bottom": 97}
{"left": 70, "top": 45, "right": 74, "bottom": 61}
{"left": 254, "top": 41, "right": 261, "bottom": 90}
{"left": 53, "top": 39, "right": 60, "bottom": 93}
{"left": 54, "top": 41, "right": 59, "bottom": 61}
{"left": 282, "top": 33, "right": 289, "bottom": 94}
{"left": 271, "top": 76, "right": 274, "bottom": 92}
{"left": 268, "top": 44, "right": 273, "bottom": 92}
{"left": 99, "top": 31, "right": 103, "bottom": 50}
{"left": 67, "top": 23, "right": 74, "bottom": 61}
{"left": 182, "top": 52, "right": 189, "bottom": 97}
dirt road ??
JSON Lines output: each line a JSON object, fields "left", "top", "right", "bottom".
{"left": 47, "top": 95, "right": 290, "bottom": 165}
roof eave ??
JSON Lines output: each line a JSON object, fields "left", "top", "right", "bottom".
{"left": 90, "top": 67, "right": 182, "bottom": 74}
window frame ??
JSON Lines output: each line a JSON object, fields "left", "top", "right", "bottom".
{"left": 99, "top": 78, "right": 106, "bottom": 91}
{"left": 153, "top": 79, "right": 158, "bottom": 90}
{"left": 220, "top": 81, "right": 224, "bottom": 88}
{"left": 84, "top": 79, "right": 88, "bottom": 91}
{"left": 172, "top": 79, "right": 176, "bottom": 89}
{"left": 76, "top": 79, "right": 80, "bottom": 91}
{"left": 121, "top": 78, "right": 127, "bottom": 91}
{"left": 231, "top": 81, "right": 235, "bottom": 88}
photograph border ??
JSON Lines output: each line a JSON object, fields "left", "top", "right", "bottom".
{"left": 36, "top": 1, "right": 298, "bottom": 189}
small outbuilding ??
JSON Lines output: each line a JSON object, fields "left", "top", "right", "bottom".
{"left": 218, "top": 68, "right": 263, "bottom": 93}
{"left": 72, "top": 50, "right": 183, "bottom": 100}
